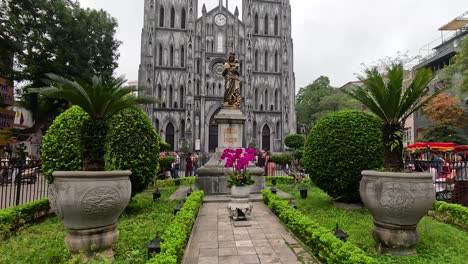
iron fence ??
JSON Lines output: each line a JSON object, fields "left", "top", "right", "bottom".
{"left": 0, "top": 160, "right": 48, "bottom": 209}
{"left": 405, "top": 159, "right": 468, "bottom": 206}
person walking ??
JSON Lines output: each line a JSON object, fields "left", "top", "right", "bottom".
{"left": 185, "top": 153, "right": 194, "bottom": 177}
{"left": 171, "top": 151, "right": 180, "bottom": 179}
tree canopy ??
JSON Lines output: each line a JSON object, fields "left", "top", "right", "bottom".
{"left": 0, "top": 0, "right": 121, "bottom": 133}
{"left": 421, "top": 93, "right": 466, "bottom": 128}
{"left": 295, "top": 76, "right": 361, "bottom": 127}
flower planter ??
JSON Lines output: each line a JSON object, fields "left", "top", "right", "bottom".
{"left": 48, "top": 170, "right": 132, "bottom": 258}
{"left": 228, "top": 185, "right": 253, "bottom": 220}
{"left": 360, "top": 170, "right": 435, "bottom": 255}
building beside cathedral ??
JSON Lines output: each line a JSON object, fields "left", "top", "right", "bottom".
{"left": 138, "top": 0, "right": 296, "bottom": 152}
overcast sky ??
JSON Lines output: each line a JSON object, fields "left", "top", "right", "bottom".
{"left": 78, "top": 0, "right": 467, "bottom": 91}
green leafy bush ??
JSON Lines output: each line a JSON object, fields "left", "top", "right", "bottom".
{"left": 269, "top": 153, "right": 293, "bottom": 165}
{"left": 42, "top": 106, "right": 160, "bottom": 196}
{"left": 285, "top": 134, "right": 306, "bottom": 149}
{"left": 303, "top": 110, "right": 383, "bottom": 203}
{"left": 159, "top": 156, "right": 175, "bottom": 171}
{"left": 41, "top": 106, "right": 89, "bottom": 182}
{"left": 432, "top": 201, "right": 468, "bottom": 230}
{"left": 105, "top": 108, "right": 160, "bottom": 196}
{"left": 156, "top": 177, "right": 195, "bottom": 187}
{"left": 159, "top": 141, "right": 171, "bottom": 152}
{"left": 293, "top": 149, "right": 304, "bottom": 160}
{"left": 0, "top": 199, "right": 50, "bottom": 238}
{"left": 262, "top": 190, "right": 376, "bottom": 264}
{"left": 148, "top": 190, "right": 204, "bottom": 264}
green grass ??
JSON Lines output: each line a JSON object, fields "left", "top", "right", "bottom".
{"left": 0, "top": 187, "right": 181, "bottom": 264}
{"left": 275, "top": 183, "right": 468, "bottom": 264}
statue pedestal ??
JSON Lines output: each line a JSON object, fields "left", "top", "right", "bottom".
{"left": 195, "top": 107, "right": 265, "bottom": 195}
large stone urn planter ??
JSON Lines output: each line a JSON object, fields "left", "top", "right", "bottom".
{"left": 227, "top": 185, "right": 253, "bottom": 220}
{"left": 360, "top": 170, "right": 435, "bottom": 255}
{"left": 48, "top": 170, "right": 132, "bottom": 258}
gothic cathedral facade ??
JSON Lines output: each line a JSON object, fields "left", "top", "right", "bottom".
{"left": 139, "top": 0, "right": 296, "bottom": 152}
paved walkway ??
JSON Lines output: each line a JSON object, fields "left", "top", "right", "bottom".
{"left": 183, "top": 202, "right": 318, "bottom": 264}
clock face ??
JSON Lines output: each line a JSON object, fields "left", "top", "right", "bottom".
{"left": 214, "top": 14, "right": 227, "bottom": 26}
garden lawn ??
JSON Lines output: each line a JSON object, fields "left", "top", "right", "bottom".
{"left": 0, "top": 187, "right": 181, "bottom": 264}
{"left": 275, "top": 183, "right": 468, "bottom": 264}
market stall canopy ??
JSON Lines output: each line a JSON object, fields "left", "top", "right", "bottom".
{"left": 407, "top": 142, "right": 455, "bottom": 152}
{"left": 454, "top": 145, "right": 468, "bottom": 152}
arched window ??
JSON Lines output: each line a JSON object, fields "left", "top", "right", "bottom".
{"left": 206, "top": 82, "right": 210, "bottom": 95}
{"left": 169, "top": 85, "right": 173, "bottom": 108}
{"left": 158, "top": 44, "right": 163, "bottom": 65}
{"left": 180, "top": 45, "right": 185, "bottom": 67}
{"left": 276, "top": 122, "right": 281, "bottom": 139}
{"left": 181, "top": 8, "right": 186, "bottom": 29}
{"left": 196, "top": 58, "right": 200, "bottom": 73}
{"left": 170, "top": 45, "right": 174, "bottom": 66}
{"left": 254, "top": 13, "right": 259, "bottom": 34}
{"left": 264, "top": 51, "right": 268, "bottom": 72}
{"left": 274, "top": 51, "right": 279, "bottom": 72}
{"left": 254, "top": 89, "right": 258, "bottom": 109}
{"left": 274, "top": 15, "right": 279, "bottom": 35}
{"left": 254, "top": 50, "right": 258, "bottom": 71}
{"left": 159, "top": 6, "right": 164, "bottom": 27}
{"left": 180, "top": 85, "right": 184, "bottom": 108}
{"left": 262, "top": 125, "right": 271, "bottom": 151}
{"left": 181, "top": 120, "right": 185, "bottom": 138}
{"left": 166, "top": 123, "right": 175, "bottom": 151}
{"left": 197, "top": 81, "right": 200, "bottom": 95}
{"left": 170, "top": 6, "right": 175, "bottom": 28}
{"left": 264, "top": 15, "right": 269, "bottom": 34}
{"left": 218, "top": 83, "right": 222, "bottom": 96}
{"left": 212, "top": 83, "right": 215, "bottom": 95}
{"left": 155, "top": 119, "right": 159, "bottom": 133}
{"left": 158, "top": 84, "right": 162, "bottom": 101}
{"left": 264, "top": 89, "right": 268, "bottom": 110}
{"left": 274, "top": 89, "right": 279, "bottom": 110}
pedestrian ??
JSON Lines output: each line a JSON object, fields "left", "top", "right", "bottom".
{"left": 185, "top": 152, "right": 193, "bottom": 177}
{"left": 171, "top": 151, "right": 180, "bottom": 179}
{"left": 266, "top": 152, "right": 275, "bottom": 176}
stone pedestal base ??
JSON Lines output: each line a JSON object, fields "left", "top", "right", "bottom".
{"left": 227, "top": 198, "right": 253, "bottom": 221}
{"left": 373, "top": 221, "right": 419, "bottom": 256}
{"left": 65, "top": 223, "right": 119, "bottom": 259}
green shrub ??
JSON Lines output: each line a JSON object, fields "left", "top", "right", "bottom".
{"left": 285, "top": 134, "right": 305, "bottom": 149}
{"left": 159, "top": 156, "right": 175, "bottom": 171}
{"left": 159, "top": 141, "right": 171, "bottom": 152}
{"left": 105, "top": 108, "right": 160, "bottom": 196}
{"left": 303, "top": 110, "right": 383, "bottom": 203}
{"left": 156, "top": 177, "right": 195, "bottom": 187}
{"left": 148, "top": 190, "right": 204, "bottom": 264}
{"left": 262, "top": 190, "right": 376, "bottom": 264}
{"left": 42, "top": 106, "right": 160, "bottom": 196}
{"left": 0, "top": 199, "right": 50, "bottom": 238}
{"left": 293, "top": 149, "right": 304, "bottom": 160}
{"left": 432, "top": 201, "right": 468, "bottom": 230}
{"left": 269, "top": 153, "right": 293, "bottom": 165}
{"left": 265, "top": 176, "right": 311, "bottom": 185}
{"left": 41, "top": 106, "right": 89, "bottom": 182}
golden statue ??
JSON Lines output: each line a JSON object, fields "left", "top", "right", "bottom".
{"left": 223, "top": 52, "right": 241, "bottom": 108}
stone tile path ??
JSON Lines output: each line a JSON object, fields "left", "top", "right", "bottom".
{"left": 183, "top": 202, "right": 319, "bottom": 264}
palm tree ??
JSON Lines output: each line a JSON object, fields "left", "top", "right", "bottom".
{"left": 29, "top": 74, "right": 155, "bottom": 171}
{"left": 345, "top": 63, "right": 437, "bottom": 171}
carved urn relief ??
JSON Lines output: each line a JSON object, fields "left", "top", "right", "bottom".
{"left": 360, "top": 170, "right": 435, "bottom": 255}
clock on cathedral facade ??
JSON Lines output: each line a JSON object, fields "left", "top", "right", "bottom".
{"left": 138, "top": 0, "right": 296, "bottom": 152}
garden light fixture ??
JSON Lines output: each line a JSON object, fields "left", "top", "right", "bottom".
{"left": 153, "top": 188, "right": 161, "bottom": 201}
{"left": 174, "top": 203, "right": 182, "bottom": 215}
{"left": 270, "top": 187, "right": 277, "bottom": 194}
{"left": 272, "top": 178, "right": 277, "bottom": 186}
{"left": 333, "top": 223, "right": 348, "bottom": 242}
{"left": 146, "top": 234, "right": 161, "bottom": 259}
{"left": 288, "top": 200, "right": 297, "bottom": 209}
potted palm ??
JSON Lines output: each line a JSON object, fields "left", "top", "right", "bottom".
{"left": 221, "top": 148, "right": 256, "bottom": 220}
{"left": 29, "top": 74, "right": 155, "bottom": 258}
{"left": 346, "top": 64, "right": 440, "bottom": 255}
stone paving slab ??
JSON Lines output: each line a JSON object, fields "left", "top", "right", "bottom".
{"left": 182, "top": 202, "right": 320, "bottom": 264}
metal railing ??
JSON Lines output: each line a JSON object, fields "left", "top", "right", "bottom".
{"left": 0, "top": 160, "right": 48, "bottom": 209}
{"left": 405, "top": 160, "right": 468, "bottom": 206}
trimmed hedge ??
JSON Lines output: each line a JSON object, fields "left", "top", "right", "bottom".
{"left": 42, "top": 106, "right": 160, "bottom": 197}
{"left": 265, "top": 176, "right": 311, "bottom": 185}
{"left": 285, "top": 134, "right": 306, "bottom": 149}
{"left": 147, "top": 190, "right": 204, "bottom": 264}
{"left": 269, "top": 153, "right": 293, "bottom": 165}
{"left": 262, "top": 190, "right": 376, "bottom": 264}
{"left": 303, "top": 110, "right": 384, "bottom": 203}
{"left": 0, "top": 199, "right": 50, "bottom": 238}
{"left": 431, "top": 201, "right": 468, "bottom": 230}
{"left": 156, "top": 177, "right": 195, "bottom": 187}
{"left": 159, "top": 156, "right": 175, "bottom": 171}
{"left": 105, "top": 108, "right": 160, "bottom": 196}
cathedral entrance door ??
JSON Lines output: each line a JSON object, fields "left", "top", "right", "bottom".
{"left": 166, "top": 123, "right": 175, "bottom": 151}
